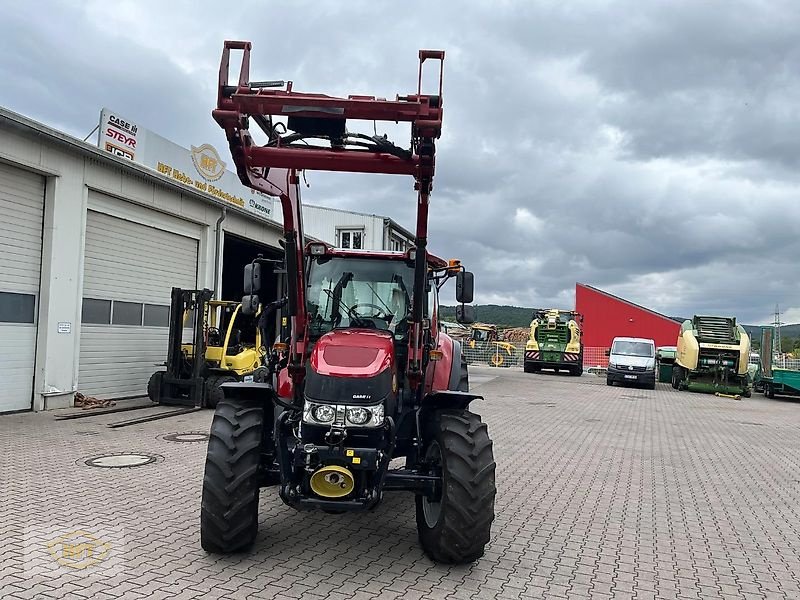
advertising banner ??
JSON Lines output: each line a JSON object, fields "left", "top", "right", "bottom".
{"left": 98, "top": 108, "right": 276, "bottom": 221}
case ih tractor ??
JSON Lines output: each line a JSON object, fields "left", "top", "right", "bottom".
{"left": 200, "top": 41, "right": 496, "bottom": 564}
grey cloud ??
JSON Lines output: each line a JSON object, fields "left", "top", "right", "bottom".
{"left": 2, "top": 1, "right": 800, "bottom": 324}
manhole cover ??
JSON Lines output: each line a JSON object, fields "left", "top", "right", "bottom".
{"left": 81, "top": 453, "right": 162, "bottom": 469}
{"left": 159, "top": 432, "right": 209, "bottom": 443}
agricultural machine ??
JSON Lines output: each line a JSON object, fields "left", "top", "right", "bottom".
{"left": 200, "top": 41, "right": 496, "bottom": 564}
{"left": 757, "top": 327, "right": 800, "bottom": 400}
{"left": 673, "top": 315, "right": 751, "bottom": 396}
{"left": 524, "top": 309, "right": 583, "bottom": 376}
{"left": 466, "top": 323, "right": 518, "bottom": 367}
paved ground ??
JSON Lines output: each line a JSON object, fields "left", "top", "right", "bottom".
{"left": 2, "top": 367, "right": 800, "bottom": 599}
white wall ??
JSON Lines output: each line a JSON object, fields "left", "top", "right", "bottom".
{"left": 302, "top": 204, "right": 385, "bottom": 250}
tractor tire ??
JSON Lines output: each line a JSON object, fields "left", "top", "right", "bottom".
{"left": 147, "top": 371, "right": 163, "bottom": 403}
{"left": 647, "top": 381, "right": 656, "bottom": 390}
{"left": 606, "top": 377, "right": 613, "bottom": 386}
{"left": 570, "top": 364, "right": 582, "bottom": 377}
{"left": 671, "top": 365, "right": 683, "bottom": 390}
{"left": 205, "top": 375, "right": 238, "bottom": 409}
{"left": 523, "top": 362, "right": 535, "bottom": 374}
{"left": 765, "top": 384, "right": 775, "bottom": 399}
{"left": 416, "top": 410, "right": 496, "bottom": 564}
{"left": 200, "top": 399, "right": 264, "bottom": 554}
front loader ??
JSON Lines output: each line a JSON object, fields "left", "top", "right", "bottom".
{"left": 199, "top": 41, "right": 496, "bottom": 564}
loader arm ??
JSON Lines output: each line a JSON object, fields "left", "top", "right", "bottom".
{"left": 212, "top": 41, "right": 444, "bottom": 394}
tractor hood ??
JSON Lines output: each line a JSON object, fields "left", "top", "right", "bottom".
{"left": 306, "top": 329, "right": 395, "bottom": 405}
{"left": 311, "top": 329, "right": 394, "bottom": 377}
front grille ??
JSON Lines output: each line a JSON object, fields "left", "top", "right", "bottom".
{"left": 694, "top": 316, "right": 736, "bottom": 344}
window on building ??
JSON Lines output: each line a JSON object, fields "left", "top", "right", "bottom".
{"left": 112, "top": 301, "right": 143, "bottom": 326}
{"left": 338, "top": 228, "right": 364, "bottom": 250}
{"left": 81, "top": 298, "right": 111, "bottom": 324}
{"left": 389, "top": 235, "right": 407, "bottom": 252}
{"left": 0, "top": 291, "right": 36, "bottom": 324}
{"left": 143, "top": 304, "right": 170, "bottom": 327}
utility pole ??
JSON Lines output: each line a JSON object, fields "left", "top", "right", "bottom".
{"left": 773, "top": 304, "right": 783, "bottom": 366}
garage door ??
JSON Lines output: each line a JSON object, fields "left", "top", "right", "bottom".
{"left": 0, "top": 163, "right": 45, "bottom": 413}
{"left": 78, "top": 209, "right": 198, "bottom": 399}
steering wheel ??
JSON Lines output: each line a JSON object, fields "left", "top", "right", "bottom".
{"left": 207, "top": 327, "right": 222, "bottom": 346}
{"left": 348, "top": 303, "right": 391, "bottom": 321}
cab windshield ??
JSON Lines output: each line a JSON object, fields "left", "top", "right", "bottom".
{"left": 612, "top": 341, "right": 654, "bottom": 357}
{"left": 307, "top": 256, "right": 415, "bottom": 337}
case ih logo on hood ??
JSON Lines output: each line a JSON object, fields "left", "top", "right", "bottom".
{"left": 352, "top": 394, "right": 371, "bottom": 400}
{"left": 191, "top": 144, "right": 226, "bottom": 182}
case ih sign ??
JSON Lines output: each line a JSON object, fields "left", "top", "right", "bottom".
{"left": 96, "top": 107, "right": 275, "bottom": 220}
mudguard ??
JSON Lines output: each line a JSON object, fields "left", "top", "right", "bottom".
{"left": 447, "top": 340, "right": 464, "bottom": 391}
{"left": 420, "top": 390, "right": 483, "bottom": 412}
{"left": 221, "top": 381, "right": 297, "bottom": 409}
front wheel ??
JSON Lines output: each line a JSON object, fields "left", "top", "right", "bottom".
{"left": 200, "top": 399, "right": 264, "bottom": 553}
{"left": 416, "top": 410, "right": 496, "bottom": 564}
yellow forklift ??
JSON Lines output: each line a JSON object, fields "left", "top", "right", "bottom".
{"left": 147, "top": 287, "right": 269, "bottom": 408}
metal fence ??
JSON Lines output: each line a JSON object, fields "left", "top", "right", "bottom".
{"left": 461, "top": 343, "right": 611, "bottom": 372}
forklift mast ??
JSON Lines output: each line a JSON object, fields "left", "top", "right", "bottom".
{"left": 212, "top": 41, "right": 444, "bottom": 390}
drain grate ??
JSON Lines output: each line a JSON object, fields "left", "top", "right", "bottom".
{"left": 81, "top": 452, "right": 163, "bottom": 469}
{"left": 158, "top": 432, "right": 210, "bottom": 443}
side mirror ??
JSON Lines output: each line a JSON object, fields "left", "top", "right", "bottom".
{"left": 604, "top": 349, "right": 610, "bottom": 357}
{"left": 241, "top": 294, "right": 260, "bottom": 316}
{"left": 455, "top": 271, "right": 474, "bottom": 304}
{"left": 244, "top": 263, "right": 261, "bottom": 294}
{"left": 456, "top": 304, "right": 475, "bottom": 325}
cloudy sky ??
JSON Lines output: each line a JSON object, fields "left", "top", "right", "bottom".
{"left": 2, "top": 0, "right": 800, "bottom": 324}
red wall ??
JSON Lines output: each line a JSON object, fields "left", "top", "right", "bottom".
{"left": 576, "top": 284, "right": 681, "bottom": 348}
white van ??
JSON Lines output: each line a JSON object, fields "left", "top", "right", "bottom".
{"left": 606, "top": 337, "right": 656, "bottom": 389}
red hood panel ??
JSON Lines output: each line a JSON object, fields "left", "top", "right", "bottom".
{"left": 311, "top": 329, "right": 394, "bottom": 377}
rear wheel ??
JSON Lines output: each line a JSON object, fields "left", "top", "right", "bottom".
{"left": 765, "top": 383, "right": 775, "bottom": 399}
{"left": 147, "top": 371, "right": 163, "bottom": 402}
{"left": 205, "top": 374, "right": 238, "bottom": 409}
{"left": 606, "top": 377, "right": 613, "bottom": 386}
{"left": 671, "top": 365, "right": 684, "bottom": 390}
{"left": 416, "top": 410, "right": 496, "bottom": 564}
{"left": 200, "top": 399, "right": 264, "bottom": 553}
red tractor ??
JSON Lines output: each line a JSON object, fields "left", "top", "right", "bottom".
{"left": 200, "top": 42, "right": 496, "bottom": 564}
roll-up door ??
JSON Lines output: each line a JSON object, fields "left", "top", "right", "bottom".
{"left": 0, "top": 163, "right": 45, "bottom": 412}
{"left": 78, "top": 209, "right": 198, "bottom": 398}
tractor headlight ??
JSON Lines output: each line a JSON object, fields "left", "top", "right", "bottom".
{"left": 346, "top": 407, "right": 370, "bottom": 425}
{"left": 303, "top": 401, "right": 384, "bottom": 427}
{"left": 312, "top": 404, "right": 336, "bottom": 423}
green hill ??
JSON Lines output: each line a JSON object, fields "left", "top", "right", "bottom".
{"left": 439, "top": 304, "right": 537, "bottom": 328}
{"left": 440, "top": 305, "right": 800, "bottom": 341}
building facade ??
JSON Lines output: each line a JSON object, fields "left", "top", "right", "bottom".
{"left": 0, "top": 107, "right": 415, "bottom": 413}
{"left": 576, "top": 283, "right": 681, "bottom": 350}
{"left": 302, "top": 204, "right": 414, "bottom": 252}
